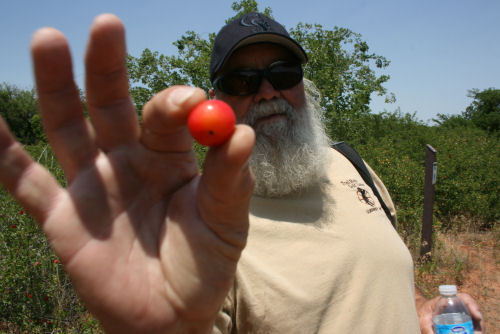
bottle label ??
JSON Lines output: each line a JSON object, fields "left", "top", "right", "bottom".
{"left": 434, "top": 320, "right": 473, "bottom": 334}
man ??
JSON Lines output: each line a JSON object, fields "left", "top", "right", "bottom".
{"left": 208, "top": 13, "right": 483, "bottom": 333}
{"left": 0, "top": 12, "right": 482, "bottom": 333}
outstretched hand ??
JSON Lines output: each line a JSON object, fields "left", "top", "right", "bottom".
{"left": 0, "top": 14, "right": 254, "bottom": 333}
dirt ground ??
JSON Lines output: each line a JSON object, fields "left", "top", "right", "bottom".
{"left": 418, "top": 231, "right": 499, "bottom": 333}
{"left": 457, "top": 232, "right": 499, "bottom": 333}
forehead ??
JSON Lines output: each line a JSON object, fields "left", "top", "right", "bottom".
{"left": 222, "top": 43, "right": 297, "bottom": 70}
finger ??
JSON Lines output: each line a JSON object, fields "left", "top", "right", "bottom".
{"left": 421, "top": 325, "right": 433, "bottom": 334}
{"left": 0, "top": 117, "right": 62, "bottom": 224}
{"left": 417, "top": 296, "right": 439, "bottom": 334}
{"left": 141, "top": 86, "right": 206, "bottom": 152}
{"left": 32, "top": 28, "right": 98, "bottom": 181}
{"left": 419, "top": 311, "right": 434, "bottom": 334}
{"left": 458, "top": 293, "right": 484, "bottom": 331}
{"left": 85, "top": 14, "right": 139, "bottom": 151}
{"left": 198, "top": 125, "right": 255, "bottom": 249}
{"left": 458, "top": 293, "right": 482, "bottom": 317}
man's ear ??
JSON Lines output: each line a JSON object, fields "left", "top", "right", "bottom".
{"left": 209, "top": 88, "right": 216, "bottom": 99}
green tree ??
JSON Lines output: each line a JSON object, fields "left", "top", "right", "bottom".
{"left": 463, "top": 88, "right": 500, "bottom": 133}
{"left": 127, "top": 49, "right": 196, "bottom": 114}
{"left": 225, "top": 0, "right": 273, "bottom": 23}
{"left": 126, "top": 0, "right": 394, "bottom": 137}
{"left": 290, "top": 23, "right": 393, "bottom": 141}
{"left": 0, "top": 83, "right": 43, "bottom": 144}
{"left": 126, "top": 31, "right": 215, "bottom": 114}
{"left": 126, "top": 1, "right": 272, "bottom": 113}
{"left": 432, "top": 113, "right": 472, "bottom": 129}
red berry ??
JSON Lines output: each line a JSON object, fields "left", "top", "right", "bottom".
{"left": 188, "top": 100, "right": 236, "bottom": 147}
{"left": 53, "top": 259, "right": 59, "bottom": 264}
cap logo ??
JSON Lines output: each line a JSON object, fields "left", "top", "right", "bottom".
{"left": 240, "top": 13, "right": 270, "bottom": 32}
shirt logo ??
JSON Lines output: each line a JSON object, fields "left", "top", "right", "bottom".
{"left": 340, "top": 178, "right": 382, "bottom": 215}
{"left": 356, "top": 187, "right": 375, "bottom": 206}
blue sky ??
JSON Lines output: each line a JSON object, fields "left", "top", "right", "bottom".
{"left": 1, "top": 0, "right": 499, "bottom": 123}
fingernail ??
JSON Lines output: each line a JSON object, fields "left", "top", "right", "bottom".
{"left": 168, "top": 87, "right": 196, "bottom": 107}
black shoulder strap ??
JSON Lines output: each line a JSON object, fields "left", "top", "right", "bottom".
{"left": 332, "top": 141, "right": 396, "bottom": 228}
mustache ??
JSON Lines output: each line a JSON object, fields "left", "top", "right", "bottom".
{"left": 241, "top": 99, "right": 295, "bottom": 127}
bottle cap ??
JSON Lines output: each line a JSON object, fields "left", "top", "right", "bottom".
{"left": 439, "top": 285, "right": 457, "bottom": 296}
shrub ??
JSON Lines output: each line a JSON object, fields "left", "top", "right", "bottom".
{"left": 342, "top": 111, "right": 499, "bottom": 252}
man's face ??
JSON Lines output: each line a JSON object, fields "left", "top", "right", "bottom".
{"left": 213, "top": 44, "right": 331, "bottom": 198}
{"left": 214, "top": 43, "right": 306, "bottom": 124}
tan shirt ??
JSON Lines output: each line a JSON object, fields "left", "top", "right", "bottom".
{"left": 215, "top": 148, "right": 420, "bottom": 333}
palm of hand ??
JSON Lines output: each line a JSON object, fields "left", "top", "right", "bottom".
{"left": 0, "top": 14, "right": 254, "bottom": 333}
{"left": 47, "top": 147, "right": 202, "bottom": 331}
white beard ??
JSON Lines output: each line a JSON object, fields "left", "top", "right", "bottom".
{"left": 241, "top": 94, "right": 331, "bottom": 197}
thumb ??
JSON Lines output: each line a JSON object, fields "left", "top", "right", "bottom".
{"left": 458, "top": 293, "right": 484, "bottom": 332}
{"left": 418, "top": 297, "right": 439, "bottom": 334}
{"left": 197, "top": 124, "right": 255, "bottom": 250}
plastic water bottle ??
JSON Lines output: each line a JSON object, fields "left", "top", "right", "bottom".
{"left": 432, "top": 285, "right": 474, "bottom": 334}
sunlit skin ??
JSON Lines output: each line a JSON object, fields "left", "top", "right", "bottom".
{"left": 210, "top": 43, "right": 306, "bottom": 124}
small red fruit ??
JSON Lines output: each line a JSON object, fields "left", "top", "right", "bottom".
{"left": 188, "top": 100, "right": 236, "bottom": 147}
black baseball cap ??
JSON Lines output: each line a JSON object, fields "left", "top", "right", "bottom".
{"left": 209, "top": 12, "right": 308, "bottom": 84}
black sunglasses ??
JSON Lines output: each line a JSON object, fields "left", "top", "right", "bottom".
{"left": 213, "top": 60, "right": 303, "bottom": 96}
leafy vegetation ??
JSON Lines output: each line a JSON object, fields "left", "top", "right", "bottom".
{"left": 0, "top": 0, "right": 498, "bottom": 332}
{"left": 0, "top": 83, "right": 43, "bottom": 145}
{"left": 435, "top": 88, "right": 500, "bottom": 135}
{"left": 463, "top": 88, "right": 500, "bottom": 133}
{"left": 348, "top": 111, "right": 499, "bottom": 255}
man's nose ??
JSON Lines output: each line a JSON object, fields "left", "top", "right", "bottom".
{"left": 253, "top": 77, "right": 280, "bottom": 103}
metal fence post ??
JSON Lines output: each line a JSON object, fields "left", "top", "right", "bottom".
{"left": 420, "top": 144, "right": 437, "bottom": 259}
